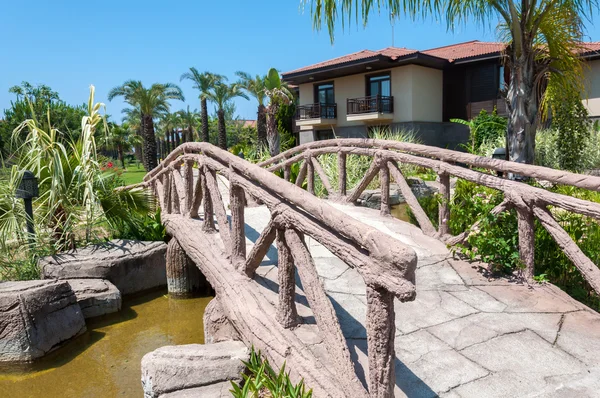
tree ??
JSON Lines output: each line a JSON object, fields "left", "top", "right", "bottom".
{"left": 207, "top": 82, "right": 249, "bottom": 150}
{"left": 264, "top": 68, "right": 294, "bottom": 156}
{"left": 0, "top": 82, "right": 86, "bottom": 154}
{"left": 180, "top": 68, "right": 224, "bottom": 143}
{"left": 102, "top": 123, "right": 142, "bottom": 168}
{"left": 158, "top": 112, "right": 181, "bottom": 153}
{"left": 108, "top": 81, "right": 184, "bottom": 171}
{"left": 177, "top": 106, "right": 200, "bottom": 143}
{"left": 236, "top": 71, "right": 268, "bottom": 149}
{"left": 307, "top": 0, "right": 594, "bottom": 164}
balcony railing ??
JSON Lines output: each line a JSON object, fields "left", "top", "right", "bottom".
{"left": 296, "top": 103, "right": 337, "bottom": 120}
{"left": 347, "top": 95, "right": 394, "bottom": 115}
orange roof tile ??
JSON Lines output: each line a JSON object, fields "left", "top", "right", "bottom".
{"left": 284, "top": 47, "right": 418, "bottom": 75}
{"left": 422, "top": 40, "right": 505, "bottom": 62}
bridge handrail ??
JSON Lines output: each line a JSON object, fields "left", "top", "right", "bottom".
{"left": 127, "top": 142, "right": 417, "bottom": 396}
{"left": 256, "top": 138, "right": 600, "bottom": 296}
{"left": 259, "top": 138, "right": 600, "bottom": 192}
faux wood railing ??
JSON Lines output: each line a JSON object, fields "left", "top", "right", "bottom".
{"left": 259, "top": 138, "right": 600, "bottom": 295}
{"left": 126, "top": 143, "right": 417, "bottom": 397}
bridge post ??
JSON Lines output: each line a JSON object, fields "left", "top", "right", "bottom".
{"left": 230, "top": 183, "right": 246, "bottom": 270}
{"left": 338, "top": 152, "right": 347, "bottom": 196}
{"left": 366, "top": 284, "right": 395, "bottom": 397}
{"left": 201, "top": 168, "right": 215, "bottom": 232}
{"left": 166, "top": 237, "right": 206, "bottom": 298}
{"left": 284, "top": 165, "right": 291, "bottom": 182}
{"left": 517, "top": 205, "right": 535, "bottom": 280}
{"left": 307, "top": 156, "right": 315, "bottom": 195}
{"left": 380, "top": 164, "right": 390, "bottom": 216}
{"left": 276, "top": 229, "right": 298, "bottom": 328}
{"left": 438, "top": 172, "right": 450, "bottom": 236}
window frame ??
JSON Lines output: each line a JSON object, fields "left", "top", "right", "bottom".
{"left": 365, "top": 72, "right": 392, "bottom": 97}
{"left": 313, "top": 81, "right": 335, "bottom": 105}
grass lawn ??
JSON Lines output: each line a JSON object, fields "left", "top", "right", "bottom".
{"left": 120, "top": 167, "right": 146, "bottom": 186}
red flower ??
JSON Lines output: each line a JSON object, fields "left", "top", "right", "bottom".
{"left": 107, "top": 162, "right": 114, "bottom": 168}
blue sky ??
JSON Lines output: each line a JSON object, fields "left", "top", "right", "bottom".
{"left": 1, "top": 1, "right": 599, "bottom": 121}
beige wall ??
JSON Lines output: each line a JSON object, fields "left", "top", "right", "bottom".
{"left": 296, "top": 65, "right": 443, "bottom": 126}
{"left": 583, "top": 59, "right": 600, "bottom": 117}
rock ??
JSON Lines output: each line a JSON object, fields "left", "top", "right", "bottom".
{"left": 66, "top": 279, "right": 121, "bottom": 318}
{"left": 159, "top": 381, "right": 232, "bottom": 398}
{"left": 0, "top": 280, "right": 86, "bottom": 363}
{"left": 356, "top": 178, "right": 436, "bottom": 209}
{"left": 141, "top": 341, "right": 249, "bottom": 398}
{"left": 40, "top": 239, "right": 167, "bottom": 295}
{"left": 203, "top": 299, "right": 241, "bottom": 344}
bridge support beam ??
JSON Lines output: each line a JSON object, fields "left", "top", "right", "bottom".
{"left": 366, "top": 285, "right": 395, "bottom": 397}
{"left": 166, "top": 237, "right": 207, "bottom": 298}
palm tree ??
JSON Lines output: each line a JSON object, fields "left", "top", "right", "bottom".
{"left": 264, "top": 68, "right": 294, "bottom": 156}
{"left": 307, "top": 0, "right": 594, "bottom": 165}
{"left": 103, "top": 123, "right": 142, "bottom": 168}
{"left": 180, "top": 68, "right": 224, "bottom": 143}
{"left": 207, "top": 82, "right": 249, "bottom": 150}
{"left": 121, "top": 107, "right": 144, "bottom": 164}
{"left": 159, "top": 112, "right": 180, "bottom": 153}
{"left": 236, "top": 71, "right": 268, "bottom": 149}
{"left": 178, "top": 106, "right": 200, "bottom": 143}
{"left": 108, "top": 81, "right": 184, "bottom": 171}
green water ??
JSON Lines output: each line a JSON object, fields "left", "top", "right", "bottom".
{"left": 0, "top": 289, "right": 212, "bottom": 398}
{"left": 390, "top": 203, "right": 411, "bottom": 222}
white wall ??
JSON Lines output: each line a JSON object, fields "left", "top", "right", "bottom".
{"left": 583, "top": 59, "right": 600, "bottom": 117}
{"left": 296, "top": 65, "right": 443, "bottom": 125}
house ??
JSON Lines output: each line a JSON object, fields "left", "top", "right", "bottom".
{"left": 282, "top": 40, "right": 600, "bottom": 148}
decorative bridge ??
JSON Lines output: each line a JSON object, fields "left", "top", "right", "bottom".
{"left": 126, "top": 139, "right": 600, "bottom": 397}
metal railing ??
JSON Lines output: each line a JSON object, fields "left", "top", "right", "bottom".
{"left": 295, "top": 103, "right": 337, "bottom": 120}
{"left": 347, "top": 95, "right": 394, "bottom": 115}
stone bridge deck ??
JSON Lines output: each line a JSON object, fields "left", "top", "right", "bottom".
{"left": 240, "top": 202, "right": 600, "bottom": 398}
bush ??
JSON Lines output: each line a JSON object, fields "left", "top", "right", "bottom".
{"left": 230, "top": 347, "right": 312, "bottom": 398}
{"left": 109, "top": 207, "right": 166, "bottom": 242}
{"left": 452, "top": 108, "right": 507, "bottom": 156}
{"left": 407, "top": 179, "right": 600, "bottom": 310}
{"left": 536, "top": 126, "right": 600, "bottom": 171}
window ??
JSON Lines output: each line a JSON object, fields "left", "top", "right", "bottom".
{"left": 316, "top": 129, "right": 334, "bottom": 141}
{"left": 499, "top": 65, "right": 507, "bottom": 92}
{"left": 314, "top": 83, "right": 334, "bottom": 104}
{"left": 367, "top": 74, "right": 391, "bottom": 97}
{"left": 314, "top": 82, "right": 335, "bottom": 118}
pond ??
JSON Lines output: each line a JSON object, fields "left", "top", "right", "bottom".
{"left": 390, "top": 203, "right": 411, "bottom": 222}
{"left": 0, "top": 289, "right": 212, "bottom": 398}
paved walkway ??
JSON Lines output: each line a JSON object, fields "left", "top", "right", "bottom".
{"left": 241, "top": 201, "right": 600, "bottom": 398}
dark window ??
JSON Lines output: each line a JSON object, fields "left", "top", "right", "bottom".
{"left": 367, "top": 74, "right": 391, "bottom": 97}
{"left": 468, "top": 64, "right": 497, "bottom": 102}
{"left": 316, "top": 129, "right": 334, "bottom": 141}
{"left": 314, "top": 83, "right": 334, "bottom": 104}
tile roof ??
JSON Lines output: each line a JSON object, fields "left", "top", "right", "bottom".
{"left": 283, "top": 47, "right": 418, "bottom": 75}
{"left": 422, "top": 40, "right": 505, "bottom": 61}
{"left": 283, "top": 41, "right": 600, "bottom": 77}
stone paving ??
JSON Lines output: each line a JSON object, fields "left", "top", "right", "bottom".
{"left": 241, "top": 202, "right": 600, "bottom": 398}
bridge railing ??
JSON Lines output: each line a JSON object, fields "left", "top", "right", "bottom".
{"left": 127, "top": 142, "right": 417, "bottom": 397}
{"left": 259, "top": 138, "right": 600, "bottom": 295}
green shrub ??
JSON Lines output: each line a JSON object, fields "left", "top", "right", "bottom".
{"left": 230, "top": 347, "right": 312, "bottom": 398}
{"left": 109, "top": 207, "right": 166, "bottom": 242}
{"left": 407, "top": 179, "right": 600, "bottom": 310}
{"left": 536, "top": 127, "right": 600, "bottom": 172}
{"left": 452, "top": 108, "right": 507, "bottom": 156}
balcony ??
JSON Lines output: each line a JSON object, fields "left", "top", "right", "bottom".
{"left": 295, "top": 103, "right": 337, "bottom": 128}
{"left": 346, "top": 95, "right": 394, "bottom": 122}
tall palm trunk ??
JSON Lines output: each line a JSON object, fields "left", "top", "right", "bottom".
{"left": 506, "top": 52, "right": 537, "bottom": 165}
{"left": 175, "top": 128, "right": 181, "bottom": 146}
{"left": 266, "top": 104, "right": 280, "bottom": 156}
{"left": 142, "top": 114, "right": 158, "bottom": 171}
{"left": 217, "top": 108, "right": 227, "bottom": 150}
{"left": 187, "top": 126, "right": 194, "bottom": 142}
{"left": 117, "top": 143, "right": 125, "bottom": 168}
{"left": 201, "top": 98, "right": 209, "bottom": 142}
{"left": 257, "top": 104, "right": 267, "bottom": 150}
